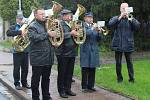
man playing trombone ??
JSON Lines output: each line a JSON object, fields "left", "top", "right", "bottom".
{"left": 108, "top": 3, "right": 140, "bottom": 83}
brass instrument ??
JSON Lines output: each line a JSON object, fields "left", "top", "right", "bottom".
{"left": 13, "top": 11, "right": 34, "bottom": 52}
{"left": 70, "top": 4, "right": 86, "bottom": 44}
{"left": 125, "top": 7, "right": 133, "bottom": 21}
{"left": 127, "top": 13, "right": 133, "bottom": 21}
{"left": 46, "top": 1, "right": 63, "bottom": 47}
{"left": 92, "top": 22, "right": 109, "bottom": 35}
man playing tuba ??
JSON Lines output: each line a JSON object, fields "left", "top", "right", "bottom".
{"left": 6, "top": 14, "right": 30, "bottom": 90}
{"left": 55, "top": 9, "right": 78, "bottom": 98}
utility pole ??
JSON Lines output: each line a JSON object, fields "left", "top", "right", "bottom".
{"left": 17, "top": 0, "right": 23, "bottom": 15}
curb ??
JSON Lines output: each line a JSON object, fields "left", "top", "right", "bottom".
{"left": 0, "top": 75, "right": 31, "bottom": 100}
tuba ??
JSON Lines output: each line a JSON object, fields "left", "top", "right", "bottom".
{"left": 70, "top": 4, "right": 86, "bottom": 44}
{"left": 12, "top": 11, "right": 34, "bottom": 52}
{"left": 46, "top": 1, "right": 63, "bottom": 47}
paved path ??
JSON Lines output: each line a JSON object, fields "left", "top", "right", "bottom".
{"left": 0, "top": 47, "right": 131, "bottom": 100}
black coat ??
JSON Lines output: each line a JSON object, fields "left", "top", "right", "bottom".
{"left": 55, "top": 21, "right": 78, "bottom": 57}
{"left": 28, "top": 20, "right": 54, "bottom": 66}
{"left": 6, "top": 24, "right": 22, "bottom": 37}
{"left": 6, "top": 24, "right": 29, "bottom": 53}
{"left": 108, "top": 16, "right": 140, "bottom": 52}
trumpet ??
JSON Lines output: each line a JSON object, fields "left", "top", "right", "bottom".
{"left": 127, "top": 13, "right": 133, "bottom": 21}
{"left": 92, "top": 22, "right": 109, "bottom": 35}
{"left": 125, "top": 7, "right": 133, "bottom": 21}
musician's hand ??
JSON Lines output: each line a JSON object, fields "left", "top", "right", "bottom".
{"left": 118, "top": 12, "right": 128, "bottom": 20}
{"left": 70, "top": 30, "right": 78, "bottom": 37}
{"left": 48, "top": 30, "right": 56, "bottom": 37}
{"left": 21, "top": 30, "right": 26, "bottom": 36}
{"left": 45, "top": 22, "right": 48, "bottom": 30}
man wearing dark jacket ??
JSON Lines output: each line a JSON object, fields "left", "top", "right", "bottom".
{"left": 6, "top": 15, "right": 30, "bottom": 90}
{"left": 55, "top": 9, "right": 78, "bottom": 98}
{"left": 28, "top": 8, "right": 54, "bottom": 100}
{"left": 108, "top": 3, "right": 140, "bottom": 83}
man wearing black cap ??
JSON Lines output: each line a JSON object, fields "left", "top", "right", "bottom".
{"left": 80, "top": 12, "right": 102, "bottom": 92}
{"left": 6, "top": 14, "right": 30, "bottom": 90}
{"left": 55, "top": 9, "right": 78, "bottom": 98}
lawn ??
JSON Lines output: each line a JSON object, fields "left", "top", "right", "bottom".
{"left": 74, "top": 59, "right": 150, "bottom": 100}
{"left": 1, "top": 40, "right": 150, "bottom": 99}
{"left": 0, "top": 39, "right": 12, "bottom": 49}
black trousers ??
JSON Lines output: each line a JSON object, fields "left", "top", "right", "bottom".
{"left": 56, "top": 56, "right": 75, "bottom": 93}
{"left": 13, "top": 52, "right": 29, "bottom": 86}
{"left": 81, "top": 67, "right": 96, "bottom": 89}
{"left": 31, "top": 65, "right": 52, "bottom": 100}
{"left": 115, "top": 51, "right": 134, "bottom": 81}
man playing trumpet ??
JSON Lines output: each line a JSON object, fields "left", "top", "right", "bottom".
{"left": 80, "top": 12, "right": 103, "bottom": 92}
{"left": 108, "top": 3, "right": 140, "bottom": 83}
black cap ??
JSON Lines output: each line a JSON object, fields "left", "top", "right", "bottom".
{"left": 84, "top": 12, "right": 93, "bottom": 17}
{"left": 16, "top": 14, "right": 23, "bottom": 19}
{"left": 61, "top": 9, "right": 72, "bottom": 15}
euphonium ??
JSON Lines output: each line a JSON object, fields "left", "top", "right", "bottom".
{"left": 46, "top": 1, "right": 63, "bottom": 47}
{"left": 70, "top": 4, "right": 86, "bottom": 44}
{"left": 13, "top": 11, "right": 34, "bottom": 52}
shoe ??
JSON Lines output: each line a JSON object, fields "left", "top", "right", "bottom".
{"left": 82, "top": 88, "right": 89, "bottom": 93}
{"left": 43, "top": 96, "right": 52, "bottom": 100}
{"left": 72, "top": 79, "right": 75, "bottom": 82}
{"left": 129, "top": 79, "right": 134, "bottom": 83}
{"left": 22, "top": 84, "right": 31, "bottom": 89}
{"left": 66, "top": 90, "right": 76, "bottom": 96}
{"left": 15, "top": 85, "right": 22, "bottom": 90}
{"left": 88, "top": 87, "right": 96, "bottom": 92}
{"left": 59, "top": 92, "right": 68, "bottom": 98}
{"left": 117, "top": 79, "right": 123, "bottom": 83}
{"left": 49, "top": 97, "right": 52, "bottom": 100}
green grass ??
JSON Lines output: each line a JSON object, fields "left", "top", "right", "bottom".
{"left": 0, "top": 39, "right": 12, "bottom": 49}
{"left": 74, "top": 59, "right": 150, "bottom": 100}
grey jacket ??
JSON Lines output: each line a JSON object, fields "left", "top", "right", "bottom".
{"left": 28, "top": 20, "right": 54, "bottom": 66}
{"left": 109, "top": 16, "right": 140, "bottom": 52}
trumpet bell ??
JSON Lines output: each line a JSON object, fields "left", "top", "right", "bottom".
{"left": 128, "top": 13, "right": 133, "bottom": 21}
{"left": 101, "top": 27, "right": 109, "bottom": 35}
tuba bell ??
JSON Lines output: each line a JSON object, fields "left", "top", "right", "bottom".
{"left": 70, "top": 4, "right": 86, "bottom": 44}
{"left": 12, "top": 11, "right": 34, "bottom": 52}
{"left": 46, "top": 1, "right": 63, "bottom": 47}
